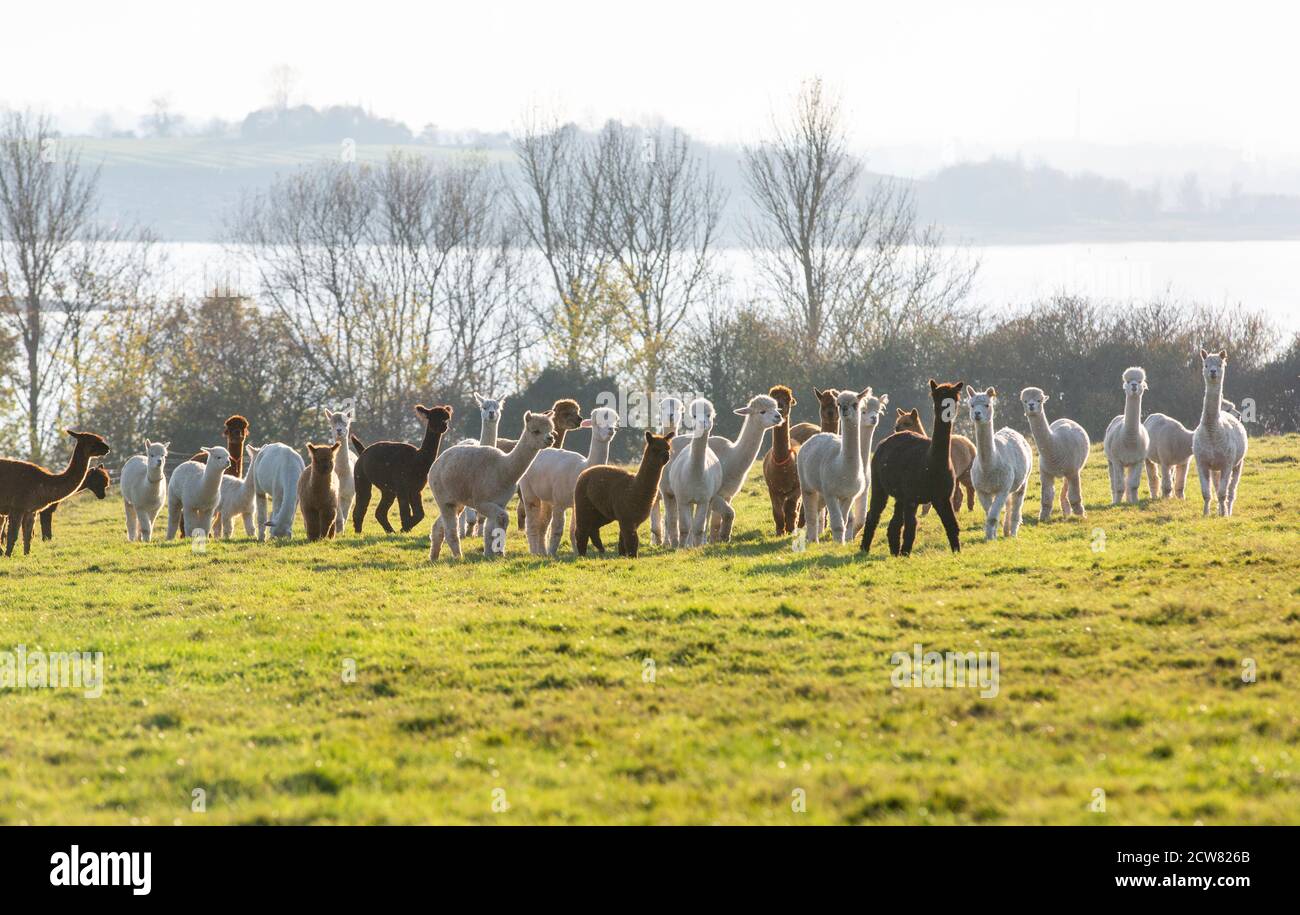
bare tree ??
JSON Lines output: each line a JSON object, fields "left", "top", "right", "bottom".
{"left": 267, "top": 64, "right": 300, "bottom": 113}
{"left": 743, "top": 79, "right": 976, "bottom": 363}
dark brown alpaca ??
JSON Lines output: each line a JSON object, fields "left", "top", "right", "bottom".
{"left": 0, "top": 430, "right": 111, "bottom": 556}
{"left": 790, "top": 387, "right": 839, "bottom": 446}
{"left": 191, "top": 415, "right": 249, "bottom": 477}
{"left": 860, "top": 379, "right": 965, "bottom": 556}
{"left": 573, "top": 430, "right": 675, "bottom": 558}
{"left": 894, "top": 407, "right": 976, "bottom": 513}
{"left": 350, "top": 404, "right": 452, "bottom": 533}
{"left": 507, "top": 398, "right": 585, "bottom": 529}
{"left": 0, "top": 465, "right": 111, "bottom": 546}
{"left": 762, "top": 385, "right": 801, "bottom": 534}
{"left": 298, "top": 441, "right": 340, "bottom": 541}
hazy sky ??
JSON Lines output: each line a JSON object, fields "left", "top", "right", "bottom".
{"left": 3, "top": 0, "right": 1296, "bottom": 154}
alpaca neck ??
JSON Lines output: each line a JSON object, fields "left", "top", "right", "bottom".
{"left": 584, "top": 431, "right": 612, "bottom": 469}
{"left": 1201, "top": 376, "right": 1224, "bottom": 430}
{"left": 928, "top": 399, "right": 951, "bottom": 463}
{"left": 416, "top": 421, "right": 444, "bottom": 471}
{"left": 307, "top": 464, "right": 334, "bottom": 495}
{"left": 772, "top": 416, "right": 792, "bottom": 463}
{"left": 237, "top": 455, "right": 260, "bottom": 503}
{"left": 730, "top": 414, "right": 768, "bottom": 470}
{"left": 48, "top": 442, "right": 94, "bottom": 497}
{"left": 840, "top": 413, "right": 862, "bottom": 469}
{"left": 1027, "top": 410, "right": 1058, "bottom": 464}
{"left": 226, "top": 434, "right": 244, "bottom": 476}
{"left": 857, "top": 418, "right": 879, "bottom": 466}
{"left": 688, "top": 426, "right": 710, "bottom": 474}
{"left": 198, "top": 461, "right": 226, "bottom": 502}
{"left": 973, "top": 420, "right": 997, "bottom": 463}
{"left": 552, "top": 428, "right": 568, "bottom": 450}
{"left": 333, "top": 430, "right": 353, "bottom": 473}
{"left": 146, "top": 461, "right": 164, "bottom": 484}
{"left": 823, "top": 412, "right": 838, "bottom": 435}
{"left": 632, "top": 451, "right": 667, "bottom": 503}
{"left": 480, "top": 415, "right": 500, "bottom": 450}
{"left": 1122, "top": 391, "right": 1144, "bottom": 439}
{"left": 503, "top": 437, "right": 546, "bottom": 479}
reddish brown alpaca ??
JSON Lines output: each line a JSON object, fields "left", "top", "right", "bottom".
{"left": 573, "top": 430, "right": 675, "bottom": 558}
{"left": 0, "top": 430, "right": 111, "bottom": 556}
{"left": 192, "top": 415, "right": 249, "bottom": 477}
{"left": 790, "top": 387, "right": 839, "bottom": 445}
{"left": 298, "top": 441, "right": 341, "bottom": 541}
{"left": 860, "top": 379, "right": 965, "bottom": 556}
{"left": 894, "top": 407, "right": 976, "bottom": 513}
{"left": 762, "top": 385, "right": 801, "bottom": 534}
{"left": 0, "top": 465, "right": 111, "bottom": 546}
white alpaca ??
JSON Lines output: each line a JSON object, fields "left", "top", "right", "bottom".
{"left": 1143, "top": 413, "right": 1195, "bottom": 499}
{"left": 324, "top": 406, "right": 356, "bottom": 535}
{"left": 120, "top": 440, "right": 169, "bottom": 542}
{"left": 664, "top": 398, "right": 722, "bottom": 548}
{"left": 213, "top": 445, "right": 263, "bottom": 538}
{"left": 649, "top": 396, "right": 684, "bottom": 546}
{"left": 428, "top": 409, "right": 555, "bottom": 560}
{"left": 967, "top": 387, "right": 1032, "bottom": 541}
{"left": 705, "top": 393, "right": 784, "bottom": 542}
{"left": 251, "top": 442, "right": 306, "bottom": 539}
{"left": 1103, "top": 366, "right": 1150, "bottom": 504}
{"left": 166, "top": 446, "right": 232, "bottom": 539}
{"left": 797, "top": 387, "right": 873, "bottom": 544}
{"left": 458, "top": 393, "right": 505, "bottom": 537}
{"left": 519, "top": 406, "right": 619, "bottom": 556}
{"left": 1192, "top": 348, "right": 1248, "bottom": 517}
{"left": 847, "top": 392, "right": 890, "bottom": 537}
{"left": 1019, "top": 386, "right": 1090, "bottom": 520}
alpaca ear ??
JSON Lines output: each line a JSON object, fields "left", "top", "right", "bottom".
{"left": 200, "top": 447, "right": 210, "bottom": 454}
{"left": 330, "top": 441, "right": 341, "bottom": 453}
{"left": 814, "top": 387, "right": 823, "bottom": 398}
{"left": 162, "top": 441, "right": 170, "bottom": 450}
{"left": 345, "top": 407, "right": 355, "bottom": 420}
{"left": 1200, "top": 348, "right": 1208, "bottom": 359}
{"left": 929, "top": 379, "right": 938, "bottom": 392}
{"left": 580, "top": 419, "right": 593, "bottom": 428}
{"left": 964, "top": 385, "right": 975, "bottom": 399}
{"left": 644, "top": 429, "right": 654, "bottom": 443}
{"left": 734, "top": 407, "right": 751, "bottom": 415}
{"left": 145, "top": 438, "right": 152, "bottom": 450}
{"left": 985, "top": 386, "right": 997, "bottom": 397}
{"left": 879, "top": 394, "right": 889, "bottom": 405}
{"left": 857, "top": 386, "right": 872, "bottom": 401}
{"left": 1217, "top": 349, "right": 1226, "bottom": 359}
{"left": 473, "top": 392, "right": 484, "bottom": 406}
{"left": 663, "top": 431, "right": 675, "bottom": 442}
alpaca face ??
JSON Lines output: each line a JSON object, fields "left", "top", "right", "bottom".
{"left": 85, "top": 467, "right": 111, "bottom": 499}
{"left": 965, "top": 388, "right": 996, "bottom": 425}
{"left": 895, "top": 408, "right": 924, "bottom": 435}
{"left": 1200, "top": 350, "right": 1227, "bottom": 383}
{"left": 586, "top": 406, "right": 620, "bottom": 442}
{"left": 416, "top": 404, "right": 454, "bottom": 434}
{"left": 473, "top": 394, "right": 503, "bottom": 425}
{"left": 767, "top": 386, "right": 795, "bottom": 418}
{"left": 657, "top": 397, "right": 685, "bottom": 434}
{"left": 1019, "top": 387, "right": 1048, "bottom": 417}
{"left": 1122, "top": 367, "right": 1148, "bottom": 396}
{"left": 550, "top": 400, "right": 584, "bottom": 434}
{"left": 325, "top": 407, "right": 354, "bottom": 444}
{"left": 522, "top": 411, "right": 557, "bottom": 447}
{"left": 306, "top": 442, "right": 339, "bottom": 474}
{"left": 814, "top": 388, "right": 839, "bottom": 428}
{"left": 144, "top": 440, "right": 169, "bottom": 475}
{"left": 66, "top": 430, "right": 111, "bottom": 458}
{"left": 643, "top": 430, "right": 675, "bottom": 467}
{"left": 862, "top": 394, "right": 889, "bottom": 428}
{"left": 834, "top": 390, "right": 863, "bottom": 424}
{"left": 686, "top": 398, "right": 715, "bottom": 437}
{"left": 736, "top": 394, "right": 783, "bottom": 429}
{"left": 201, "top": 445, "right": 232, "bottom": 472}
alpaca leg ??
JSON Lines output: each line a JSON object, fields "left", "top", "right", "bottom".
{"left": 616, "top": 526, "right": 628, "bottom": 556}
{"left": 1215, "top": 466, "right": 1231, "bottom": 517}
{"left": 374, "top": 490, "right": 397, "bottom": 534}
{"left": 650, "top": 493, "right": 663, "bottom": 545}
{"left": 1039, "top": 474, "right": 1056, "bottom": 522}
{"left": 676, "top": 500, "right": 694, "bottom": 549}
{"left": 932, "top": 498, "right": 961, "bottom": 553}
{"left": 3, "top": 514, "right": 18, "bottom": 556}
{"left": 303, "top": 509, "right": 319, "bottom": 542}
{"left": 124, "top": 499, "right": 139, "bottom": 542}
{"left": 397, "top": 493, "right": 414, "bottom": 532}
{"left": 621, "top": 523, "right": 640, "bottom": 559}
{"left": 850, "top": 490, "right": 868, "bottom": 538}
{"left": 406, "top": 488, "right": 426, "bottom": 531}
{"left": 688, "top": 501, "right": 709, "bottom": 547}
{"left": 900, "top": 503, "right": 920, "bottom": 556}
{"left": 885, "top": 504, "right": 905, "bottom": 556}
{"left": 1158, "top": 463, "right": 1173, "bottom": 499}
{"left": 483, "top": 502, "right": 509, "bottom": 557}
{"left": 1066, "top": 471, "right": 1085, "bottom": 518}
{"left": 710, "top": 497, "right": 735, "bottom": 544}
{"left": 1144, "top": 459, "right": 1158, "bottom": 499}
{"left": 167, "top": 499, "right": 182, "bottom": 540}
{"left": 546, "top": 505, "right": 566, "bottom": 557}
{"left": 1008, "top": 486, "right": 1027, "bottom": 537}
{"left": 575, "top": 523, "right": 590, "bottom": 557}
{"left": 770, "top": 494, "right": 786, "bottom": 535}
{"left": 1107, "top": 460, "right": 1122, "bottom": 505}
{"left": 662, "top": 493, "right": 679, "bottom": 547}
{"left": 709, "top": 511, "right": 723, "bottom": 543}
{"left": 20, "top": 513, "right": 33, "bottom": 555}
{"left": 1059, "top": 480, "right": 1070, "bottom": 517}
{"left": 1196, "top": 461, "right": 1213, "bottom": 516}
{"left": 443, "top": 504, "right": 464, "bottom": 559}
{"left": 965, "top": 477, "right": 975, "bottom": 512}
{"left": 524, "top": 496, "right": 544, "bottom": 554}
{"left": 588, "top": 527, "right": 606, "bottom": 555}
{"left": 138, "top": 508, "right": 155, "bottom": 542}
{"left": 984, "top": 491, "right": 1007, "bottom": 541}
{"left": 351, "top": 472, "right": 371, "bottom": 533}
{"left": 428, "top": 508, "right": 449, "bottom": 560}
{"left": 1226, "top": 460, "right": 1244, "bottom": 516}
{"left": 1174, "top": 462, "right": 1189, "bottom": 500}
{"left": 825, "top": 497, "right": 848, "bottom": 544}
{"left": 802, "top": 490, "right": 821, "bottom": 543}
{"left": 783, "top": 495, "right": 799, "bottom": 535}
{"left": 1124, "top": 463, "right": 1143, "bottom": 504}
{"left": 323, "top": 509, "right": 337, "bottom": 539}
{"left": 255, "top": 493, "right": 269, "bottom": 541}
{"left": 859, "top": 486, "right": 889, "bottom": 554}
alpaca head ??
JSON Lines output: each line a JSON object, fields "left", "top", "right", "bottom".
{"left": 520, "top": 410, "right": 558, "bottom": 448}
{"left": 1121, "top": 366, "right": 1148, "bottom": 397}
{"left": 642, "top": 430, "right": 675, "bottom": 469}
{"left": 813, "top": 387, "right": 839, "bottom": 428}
{"left": 144, "top": 439, "right": 170, "bottom": 475}
{"left": 834, "top": 388, "right": 870, "bottom": 427}
{"left": 861, "top": 393, "right": 890, "bottom": 428}
{"left": 657, "top": 397, "right": 685, "bottom": 434}
{"left": 767, "top": 385, "right": 795, "bottom": 420}
{"left": 472, "top": 393, "right": 504, "bottom": 426}
{"left": 582, "top": 406, "right": 620, "bottom": 443}
{"left": 200, "top": 445, "right": 232, "bottom": 473}
{"left": 223, "top": 415, "right": 249, "bottom": 447}
{"left": 323, "top": 405, "right": 354, "bottom": 443}
{"left": 84, "top": 466, "right": 111, "bottom": 499}
{"left": 894, "top": 408, "right": 924, "bottom": 435}
{"left": 415, "top": 404, "right": 454, "bottom": 434}
{"left": 551, "top": 399, "right": 584, "bottom": 435}
{"left": 686, "top": 397, "right": 715, "bottom": 438}
{"left": 66, "top": 430, "right": 111, "bottom": 459}
{"left": 1019, "top": 386, "right": 1049, "bottom": 417}
{"left": 964, "top": 387, "right": 997, "bottom": 425}
{"left": 305, "top": 441, "right": 340, "bottom": 474}
{"left": 735, "top": 393, "right": 783, "bottom": 430}
{"left": 1199, "top": 349, "right": 1227, "bottom": 384}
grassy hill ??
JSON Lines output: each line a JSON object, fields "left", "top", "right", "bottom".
{"left": 1, "top": 435, "right": 1297, "bottom": 824}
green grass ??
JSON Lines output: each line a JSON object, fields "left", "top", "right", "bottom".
{"left": 2, "top": 436, "right": 1298, "bottom": 825}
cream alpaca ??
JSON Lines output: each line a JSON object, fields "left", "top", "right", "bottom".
{"left": 519, "top": 406, "right": 619, "bottom": 556}
{"left": 1103, "top": 367, "right": 1150, "bottom": 504}
{"left": 120, "top": 440, "right": 169, "bottom": 542}
{"left": 649, "top": 396, "right": 685, "bottom": 546}
{"left": 213, "top": 445, "right": 263, "bottom": 538}
{"left": 966, "top": 387, "right": 1032, "bottom": 541}
{"left": 847, "top": 392, "right": 890, "bottom": 537}
{"left": 1019, "top": 386, "right": 1090, "bottom": 520}
{"left": 705, "top": 393, "right": 783, "bottom": 542}
{"left": 166, "top": 446, "right": 232, "bottom": 538}
{"left": 1143, "top": 412, "right": 1195, "bottom": 499}
{"left": 797, "top": 387, "right": 873, "bottom": 544}
{"left": 251, "top": 442, "right": 306, "bottom": 539}
{"left": 664, "top": 398, "right": 723, "bottom": 548}
{"left": 324, "top": 406, "right": 356, "bottom": 535}
{"left": 1192, "top": 349, "right": 1248, "bottom": 517}
{"left": 458, "top": 393, "right": 505, "bottom": 537}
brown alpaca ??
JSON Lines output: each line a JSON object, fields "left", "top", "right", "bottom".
{"left": 351, "top": 404, "right": 452, "bottom": 534}
{"left": 0, "top": 430, "right": 111, "bottom": 556}
{"left": 762, "top": 385, "right": 801, "bottom": 534}
{"left": 0, "top": 465, "right": 111, "bottom": 546}
{"left": 790, "top": 387, "right": 839, "bottom": 446}
{"left": 573, "top": 430, "right": 675, "bottom": 558}
{"left": 860, "top": 380, "right": 965, "bottom": 556}
{"left": 191, "top": 415, "right": 249, "bottom": 477}
{"left": 508, "top": 398, "right": 585, "bottom": 529}
{"left": 298, "top": 442, "right": 341, "bottom": 541}
{"left": 894, "top": 407, "right": 976, "bottom": 513}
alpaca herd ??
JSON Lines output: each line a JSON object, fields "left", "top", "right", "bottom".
{"left": 0, "top": 349, "right": 1256, "bottom": 560}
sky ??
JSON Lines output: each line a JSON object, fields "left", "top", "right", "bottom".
{"left": 2, "top": 0, "right": 1298, "bottom": 156}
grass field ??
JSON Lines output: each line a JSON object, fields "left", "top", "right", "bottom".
{"left": 2, "top": 435, "right": 1298, "bottom": 825}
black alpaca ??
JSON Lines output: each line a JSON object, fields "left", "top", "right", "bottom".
{"left": 350, "top": 404, "right": 452, "bottom": 534}
{"left": 860, "top": 379, "right": 965, "bottom": 556}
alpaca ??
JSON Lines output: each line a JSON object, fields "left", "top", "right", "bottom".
{"left": 860, "top": 380, "right": 966, "bottom": 556}
{"left": 508, "top": 398, "right": 586, "bottom": 530}
{"left": 251, "top": 442, "right": 306, "bottom": 539}
{"left": 213, "top": 445, "right": 263, "bottom": 538}
{"left": 167, "top": 446, "right": 232, "bottom": 539}
{"left": 574, "top": 430, "right": 676, "bottom": 558}
{"left": 846, "top": 391, "right": 890, "bottom": 538}
{"left": 519, "top": 406, "right": 619, "bottom": 556}
{"left": 1102, "top": 367, "right": 1150, "bottom": 504}
{"left": 298, "top": 442, "right": 341, "bottom": 541}
{"left": 1143, "top": 413, "right": 1195, "bottom": 499}
{"left": 762, "top": 385, "right": 801, "bottom": 534}
{"left": 324, "top": 406, "right": 356, "bottom": 536}
{"left": 966, "top": 388, "right": 1033, "bottom": 541}
{"left": 120, "top": 440, "right": 170, "bottom": 542}
{"left": 893, "top": 407, "right": 976, "bottom": 514}
{"left": 1192, "top": 349, "right": 1248, "bottom": 517}
{"left": 191, "top": 415, "right": 249, "bottom": 478}
{"left": 35, "top": 466, "right": 110, "bottom": 541}
{"left": 0, "top": 430, "right": 111, "bottom": 557}
{"left": 797, "top": 387, "right": 873, "bottom": 544}
{"left": 459, "top": 394, "right": 506, "bottom": 537}
{"left": 351, "top": 404, "right": 453, "bottom": 534}
{"left": 705, "top": 392, "right": 783, "bottom": 542}
{"left": 1019, "top": 386, "right": 1090, "bottom": 520}
{"left": 428, "top": 410, "right": 556, "bottom": 560}
{"left": 648, "top": 396, "right": 685, "bottom": 545}
{"left": 790, "top": 387, "right": 839, "bottom": 446}
{"left": 663, "top": 398, "right": 723, "bottom": 548}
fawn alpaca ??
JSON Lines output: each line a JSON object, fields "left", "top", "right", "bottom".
{"left": 762, "top": 385, "right": 801, "bottom": 534}
{"left": 790, "top": 388, "right": 839, "bottom": 445}
{"left": 967, "top": 388, "right": 1033, "bottom": 541}
{"left": 1192, "top": 349, "right": 1248, "bottom": 517}
{"left": 350, "top": 404, "right": 453, "bottom": 533}
{"left": 861, "top": 380, "right": 965, "bottom": 556}
{"left": 893, "top": 408, "right": 976, "bottom": 514}
{"left": 574, "top": 431, "right": 676, "bottom": 558}
{"left": 167, "top": 446, "right": 232, "bottom": 538}
{"left": 510, "top": 398, "right": 586, "bottom": 530}
{"left": 1019, "top": 387, "right": 1090, "bottom": 520}
{"left": 298, "top": 442, "right": 341, "bottom": 541}
{"left": 324, "top": 406, "right": 356, "bottom": 535}
{"left": 1103, "top": 367, "right": 1150, "bottom": 504}
{"left": 846, "top": 391, "right": 890, "bottom": 538}
{"left": 0, "top": 430, "right": 111, "bottom": 557}
{"left": 121, "top": 440, "right": 170, "bottom": 541}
